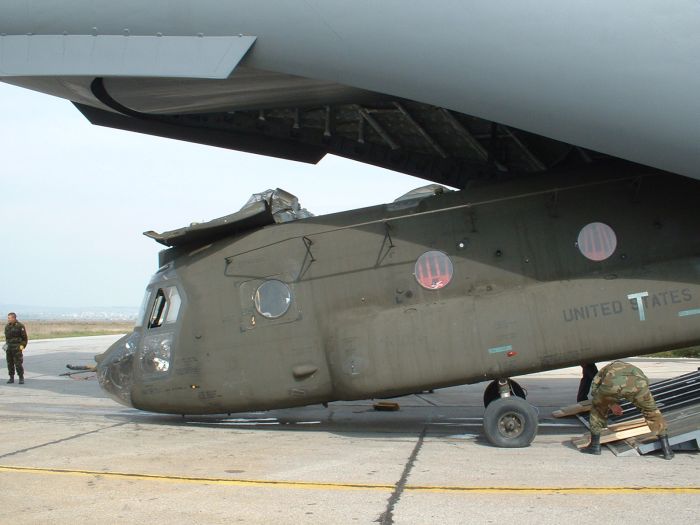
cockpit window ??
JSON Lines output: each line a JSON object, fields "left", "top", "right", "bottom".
{"left": 254, "top": 280, "right": 292, "bottom": 319}
{"left": 165, "top": 287, "right": 181, "bottom": 324}
{"left": 148, "top": 286, "right": 181, "bottom": 328}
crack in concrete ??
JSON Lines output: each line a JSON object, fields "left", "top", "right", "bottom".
{"left": 0, "top": 421, "right": 128, "bottom": 460}
{"left": 377, "top": 426, "right": 427, "bottom": 525}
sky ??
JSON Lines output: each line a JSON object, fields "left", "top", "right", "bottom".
{"left": 0, "top": 82, "right": 426, "bottom": 309}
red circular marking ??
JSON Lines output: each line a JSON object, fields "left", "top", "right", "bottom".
{"left": 577, "top": 222, "right": 617, "bottom": 262}
{"left": 414, "top": 251, "right": 454, "bottom": 290}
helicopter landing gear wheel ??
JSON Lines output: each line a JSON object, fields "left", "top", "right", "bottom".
{"left": 483, "top": 396, "right": 538, "bottom": 448}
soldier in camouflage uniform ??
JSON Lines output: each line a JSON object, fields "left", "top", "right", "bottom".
{"left": 4, "top": 312, "right": 28, "bottom": 384}
{"left": 581, "top": 360, "right": 673, "bottom": 459}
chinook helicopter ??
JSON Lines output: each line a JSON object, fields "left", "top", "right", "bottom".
{"left": 1, "top": 1, "right": 699, "bottom": 446}
{"left": 95, "top": 169, "right": 700, "bottom": 448}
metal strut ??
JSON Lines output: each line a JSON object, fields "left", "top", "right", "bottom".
{"left": 439, "top": 108, "right": 489, "bottom": 161}
{"left": 358, "top": 107, "right": 400, "bottom": 150}
{"left": 498, "top": 379, "right": 512, "bottom": 398}
{"left": 384, "top": 222, "right": 395, "bottom": 249}
{"left": 375, "top": 222, "right": 395, "bottom": 267}
{"left": 394, "top": 102, "right": 447, "bottom": 158}
{"left": 302, "top": 236, "right": 316, "bottom": 262}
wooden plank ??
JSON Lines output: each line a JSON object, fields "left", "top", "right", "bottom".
{"left": 373, "top": 401, "right": 400, "bottom": 411}
{"left": 606, "top": 418, "right": 647, "bottom": 432}
{"left": 573, "top": 421, "right": 652, "bottom": 449}
{"left": 552, "top": 400, "right": 591, "bottom": 418}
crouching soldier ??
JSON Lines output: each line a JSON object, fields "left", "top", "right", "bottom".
{"left": 580, "top": 361, "right": 673, "bottom": 459}
{"left": 4, "top": 312, "right": 28, "bottom": 384}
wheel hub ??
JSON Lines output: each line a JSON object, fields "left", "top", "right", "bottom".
{"left": 497, "top": 411, "right": 524, "bottom": 438}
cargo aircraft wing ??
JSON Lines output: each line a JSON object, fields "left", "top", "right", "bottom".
{"left": 1, "top": 1, "right": 698, "bottom": 186}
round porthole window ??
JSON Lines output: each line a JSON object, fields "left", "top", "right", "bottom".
{"left": 414, "top": 251, "right": 454, "bottom": 290}
{"left": 577, "top": 222, "right": 617, "bottom": 261}
{"left": 254, "top": 280, "right": 292, "bottom": 319}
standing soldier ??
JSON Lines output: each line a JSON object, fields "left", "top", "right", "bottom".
{"left": 580, "top": 360, "right": 673, "bottom": 459}
{"left": 4, "top": 312, "right": 28, "bottom": 384}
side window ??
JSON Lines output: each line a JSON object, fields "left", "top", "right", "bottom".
{"left": 254, "top": 280, "right": 292, "bottom": 319}
{"left": 237, "top": 276, "right": 301, "bottom": 332}
{"left": 147, "top": 287, "right": 182, "bottom": 328}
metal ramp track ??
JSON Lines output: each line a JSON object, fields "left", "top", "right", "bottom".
{"left": 612, "top": 369, "right": 700, "bottom": 423}
{"left": 606, "top": 406, "right": 700, "bottom": 457}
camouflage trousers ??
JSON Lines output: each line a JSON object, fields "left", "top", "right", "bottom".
{"left": 590, "top": 381, "right": 667, "bottom": 436}
{"left": 5, "top": 346, "right": 24, "bottom": 377}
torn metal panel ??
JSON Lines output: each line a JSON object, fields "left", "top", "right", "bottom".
{"left": 241, "top": 188, "right": 314, "bottom": 223}
{"left": 144, "top": 200, "right": 274, "bottom": 248}
{"left": 393, "top": 184, "right": 453, "bottom": 203}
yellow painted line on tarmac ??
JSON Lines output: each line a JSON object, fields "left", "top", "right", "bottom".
{"left": 1, "top": 465, "right": 699, "bottom": 494}
{"left": 0, "top": 465, "right": 393, "bottom": 492}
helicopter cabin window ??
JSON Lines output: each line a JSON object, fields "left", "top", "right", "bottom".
{"left": 414, "top": 251, "right": 454, "bottom": 290}
{"left": 577, "top": 222, "right": 617, "bottom": 262}
{"left": 254, "top": 280, "right": 292, "bottom": 319}
{"left": 147, "top": 286, "right": 181, "bottom": 328}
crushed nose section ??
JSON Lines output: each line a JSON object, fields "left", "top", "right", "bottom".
{"left": 97, "top": 332, "right": 140, "bottom": 407}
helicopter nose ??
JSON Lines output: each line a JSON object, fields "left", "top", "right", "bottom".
{"left": 96, "top": 332, "right": 140, "bottom": 407}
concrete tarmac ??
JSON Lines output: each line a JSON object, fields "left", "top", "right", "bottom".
{"left": 0, "top": 335, "right": 698, "bottom": 524}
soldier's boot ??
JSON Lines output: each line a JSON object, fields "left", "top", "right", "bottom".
{"left": 18, "top": 375, "right": 24, "bottom": 385}
{"left": 580, "top": 433, "right": 601, "bottom": 455}
{"left": 658, "top": 434, "right": 674, "bottom": 460}
{"left": 6, "top": 376, "right": 14, "bottom": 384}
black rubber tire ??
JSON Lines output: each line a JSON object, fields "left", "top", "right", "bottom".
{"left": 483, "top": 397, "right": 538, "bottom": 448}
{"left": 483, "top": 379, "right": 527, "bottom": 408}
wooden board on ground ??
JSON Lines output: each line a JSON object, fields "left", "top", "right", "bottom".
{"left": 373, "top": 401, "right": 400, "bottom": 411}
{"left": 552, "top": 400, "right": 591, "bottom": 418}
{"left": 573, "top": 418, "right": 651, "bottom": 448}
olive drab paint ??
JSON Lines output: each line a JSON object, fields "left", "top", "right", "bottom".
{"left": 95, "top": 170, "right": 700, "bottom": 416}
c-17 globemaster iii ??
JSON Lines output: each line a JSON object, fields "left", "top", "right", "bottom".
{"left": 1, "top": 1, "right": 699, "bottom": 446}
